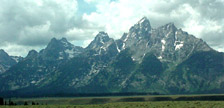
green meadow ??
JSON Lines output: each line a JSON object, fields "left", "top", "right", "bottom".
{"left": 1, "top": 101, "right": 224, "bottom": 108}
{"left": 1, "top": 94, "right": 224, "bottom": 108}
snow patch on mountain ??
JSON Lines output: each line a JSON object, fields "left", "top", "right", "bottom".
{"left": 166, "top": 31, "right": 172, "bottom": 37}
{"left": 116, "top": 43, "right": 121, "bottom": 53}
{"left": 131, "top": 57, "right": 135, "bottom": 61}
{"left": 158, "top": 56, "right": 163, "bottom": 60}
{"left": 138, "top": 17, "right": 147, "bottom": 24}
{"left": 174, "top": 41, "right": 184, "bottom": 50}
{"left": 65, "top": 49, "right": 75, "bottom": 58}
{"left": 11, "top": 57, "right": 19, "bottom": 63}
{"left": 61, "top": 40, "right": 69, "bottom": 47}
{"left": 161, "top": 39, "right": 166, "bottom": 52}
{"left": 124, "top": 34, "right": 129, "bottom": 42}
{"left": 100, "top": 38, "right": 105, "bottom": 44}
{"left": 31, "top": 81, "right": 36, "bottom": 84}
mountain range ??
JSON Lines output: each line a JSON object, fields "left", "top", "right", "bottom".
{"left": 0, "top": 17, "right": 224, "bottom": 97}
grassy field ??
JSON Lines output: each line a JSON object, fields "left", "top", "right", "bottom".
{"left": 1, "top": 94, "right": 224, "bottom": 108}
{"left": 5, "top": 94, "right": 224, "bottom": 105}
{"left": 1, "top": 101, "right": 224, "bottom": 108}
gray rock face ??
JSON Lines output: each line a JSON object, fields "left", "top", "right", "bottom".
{"left": 86, "top": 31, "right": 119, "bottom": 60}
{"left": 119, "top": 17, "right": 151, "bottom": 61}
{"left": 150, "top": 23, "right": 212, "bottom": 63}
{"left": 87, "top": 32, "right": 111, "bottom": 50}
{"left": 119, "top": 18, "right": 212, "bottom": 63}
{"left": 40, "top": 37, "right": 84, "bottom": 60}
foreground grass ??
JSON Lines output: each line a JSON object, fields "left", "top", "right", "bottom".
{"left": 1, "top": 101, "right": 224, "bottom": 108}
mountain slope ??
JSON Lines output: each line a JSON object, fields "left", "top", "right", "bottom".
{"left": 40, "top": 32, "right": 120, "bottom": 94}
{"left": 165, "top": 51, "right": 224, "bottom": 94}
{"left": 0, "top": 38, "right": 84, "bottom": 93}
{"left": 0, "top": 49, "right": 23, "bottom": 74}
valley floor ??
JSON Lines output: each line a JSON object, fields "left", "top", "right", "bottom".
{"left": 1, "top": 101, "right": 224, "bottom": 108}
{"left": 2, "top": 94, "right": 224, "bottom": 108}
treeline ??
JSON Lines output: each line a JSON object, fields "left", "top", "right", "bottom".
{"left": 0, "top": 97, "right": 3, "bottom": 105}
{"left": 0, "top": 97, "right": 43, "bottom": 106}
{"left": 50, "top": 92, "right": 161, "bottom": 97}
{"left": 0, "top": 98, "right": 18, "bottom": 105}
{"left": 0, "top": 92, "right": 161, "bottom": 98}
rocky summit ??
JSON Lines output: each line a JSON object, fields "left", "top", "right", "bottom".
{"left": 0, "top": 17, "right": 223, "bottom": 97}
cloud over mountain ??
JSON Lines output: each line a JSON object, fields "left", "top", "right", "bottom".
{"left": 0, "top": 0, "right": 223, "bottom": 56}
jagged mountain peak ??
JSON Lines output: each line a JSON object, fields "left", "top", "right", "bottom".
{"left": 119, "top": 17, "right": 152, "bottom": 56}
{"left": 156, "top": 23, "right": 177, "bottom": 38}
{"left": 60, "top": 37, "right": 67, "bottom": 42}
{"left": 138, "top": 17, "right": 150, "bottom": 24}
{"left": 41, "top": 37, "right": 84, "bottom": 60}
{"left": 152, "top": 22, "right": 212, "bottom": 62}
{"left": 48, "top": 37, "right": 73, "bottom": 48}
{"left": 0, "top": 49, "right": 8, "bottom": 57}
{"left": 0, "top": 49, "right": 5, "bottom": 52}
{"left": 95, "top": 32, "right": 110, "bottom": 43}
{"left": 26, "top": 50, "right": 38, "bottom": 58}
{"left": 47, "top": 38, "right": 58, "bottom": 48}
{"left": 130, "top": 17, "right": 151, "bottom": 32}
{"left": 96, "top": 31, "right": 109, "bottom": 37}
{"left": 49, "top": 37, "right": 69, "bottom": 43}
{"left": 163, "top": 22, "right": 177, "bottom": 30}
{"left": 60, "top": 37, "right": 72, "bottom": 47}
{"left": 118, "top": 17, "right": 213, "bottom": 62}
{"left": 126, "top": 17, "right": 151, "bottom": 40}
{"left": 28, "top": 49, "right": 38, "bottom": 54}
{"left": 85, "top": 32, "right": 120, "bottom": 56}
{"left": 87, "top": 31, "right": 111, "bottom": 50}
{"left": 49, "top": 37, "right": 57, "bottom": 43}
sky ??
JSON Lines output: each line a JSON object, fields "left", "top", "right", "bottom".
{"left": 0, "top": 0, "right": 223, "bottom": 57}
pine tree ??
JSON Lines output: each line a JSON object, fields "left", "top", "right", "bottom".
{"left": 24, "top": 101, "right": 28, "bottom": 105}
{"left": 0, "top": 97, "right": 3, "bottom": 105}
{"left": 32, "top": 101, "right": 35, "bottom": 105}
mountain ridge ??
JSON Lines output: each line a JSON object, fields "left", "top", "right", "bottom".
{"left": 0, "top": 17, "right": 223, "bottom": 97}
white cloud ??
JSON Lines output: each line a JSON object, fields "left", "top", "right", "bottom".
{"left": 83, "top": 0, "right": 224, "bottom": 52}
{"left": 0, "top": 0, "right": 79, "bottom": 56}
{"left": 0, "top": 43, "right": 45, "bottom": 57}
